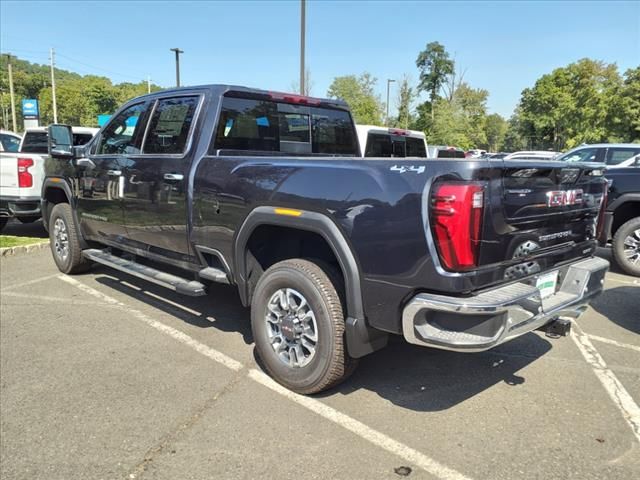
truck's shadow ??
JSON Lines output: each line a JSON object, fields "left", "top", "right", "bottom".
{"left": 588, "top": 286, "right": 640, "bottom": 334}
{"left": 93, "top": 266, "right": 553, "bottom": 412}
{"left": 2, "top": 218, "right": 48, "bottom": 238}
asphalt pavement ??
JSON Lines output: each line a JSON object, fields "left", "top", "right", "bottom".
{"left": 1, "top": 241, "right": 638, "bottom": 479}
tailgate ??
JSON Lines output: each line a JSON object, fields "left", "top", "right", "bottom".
{"left": 0, "top": 153, "right": 19, "bottom": 193}
{"left": 488, "top": 160, "right": 605, "bottom": 279}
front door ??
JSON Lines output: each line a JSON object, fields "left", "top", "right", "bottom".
{"left": 121, "top": 95, "right": 201, "bottom": 259}
{"left": 76, "top": 101, "right": 151, "bottom": 244}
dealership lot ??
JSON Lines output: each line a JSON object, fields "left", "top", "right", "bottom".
{"left": 1, "top": 248, "right": 638, "bottom": 480}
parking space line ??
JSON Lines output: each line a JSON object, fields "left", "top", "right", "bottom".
{"left": 586, "top": 334, "right": 640, "bottom": 353}
{"left": 0, "top": 273, "right": 60, "bottom": 292}
{"left": 249, "top": 369, "right": 472, "bottom": 480}
{"left": 571, "top": 326, "right": 640, "bottom": 443}
{"left": 57, "top": 274, "right": 474, "bottom": 480}
{"left": 58, "top": 275, "right": 243, "bottom": 371}
{"left": 605, "top": 276, "right": 639, "bottom": 286}
{"left": 1, "top": 291, "right": 105, "bottom": 306}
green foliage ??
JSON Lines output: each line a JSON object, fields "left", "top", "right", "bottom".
{"left": 327, "top": 73, "right": 384, "bottom": 125}
{"left": 390, "top": 76, "right": 416, "bottom": 129}
{"left": 485, "top": 113, "right": 508, "bottom": 152}
{"left": 515, "top": 59, "right": 637, "bottom": 149}
{"left": 0, "top": 56, "right": 161, "bottom": 131}
{"left": 416, "top": 42, "right": 454, "bottom": 118}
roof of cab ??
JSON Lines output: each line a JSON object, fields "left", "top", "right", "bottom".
{"left": 132, "top": 84, "right": 350, "bottom": 110}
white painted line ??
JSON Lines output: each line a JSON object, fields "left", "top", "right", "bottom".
{"left": 586, "top": 334, "right": 640, "bottom": 353}
{"left": 58, "top": 275, "right": 243, "bottom": 371}
{"left": 142, "top": 290, "right": 202, "bottom": 317}
{"left": 0, "top": 273, "right": 61, "bottom": 292}
{"left": 1, "top": 291, "right": 103, "bottom": 306}
{"left": 249, "top": 369, "right": 472, "bottom": 480}
{"left": 571, "top": 328, "right": 640, "bottom": 442}
{"left": 605, "top": 276, "right": 640, "bottom": 286}
{"left": 57, "top": 274, "right": 472, "bottom": 480}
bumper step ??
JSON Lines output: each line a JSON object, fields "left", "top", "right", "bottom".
{"left": 83, "top": 249, "right": 206, "bottom": 296}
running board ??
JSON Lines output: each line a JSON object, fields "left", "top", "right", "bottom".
{"left": 83, "top": 249, "right": 206, "bottom": 296}
{"left": 198, "top": 267, "right": 229, "bottom": 284}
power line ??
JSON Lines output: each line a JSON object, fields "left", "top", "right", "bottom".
{"left": 56, "top": 52, "right": 146, "bottom": 81}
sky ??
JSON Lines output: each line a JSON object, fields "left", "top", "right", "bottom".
{"left": 1, "top": 0, "right": 639, "bottom": 118}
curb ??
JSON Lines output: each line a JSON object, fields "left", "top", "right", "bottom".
{"left": 0, "top": 241, "right": 50, "bottom": 257}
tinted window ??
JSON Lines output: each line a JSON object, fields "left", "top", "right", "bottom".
{"left": 606, "top": 147, "right": 640, "bottom": 166}
{"left": 437, "top": 149, "right": 465, "bottom": 159}
{"left": 73, "top": 133, "right": 94, "bottom": 146}
{"left": 20, "top": 132, "right": 48, "bottom": 153}
{"left": 0, "top": 133, "right": 21, "bottom": 152}
{"left": 365, "top": 133, "right": 392, "bottom": 157}
{"left": 213, "top": 96, "right": 357, "bottom": 155}
{"left": 406, "top": 137, "right": 426, "bottom": 157}
{"left": 558, "top": 147, "right": 599, "bottom": 163}
{"left": 97, "top": 102, "right": 149, "bottom": 155}
{"left": 144, "top": 96, "right": 200, "bottom": 154}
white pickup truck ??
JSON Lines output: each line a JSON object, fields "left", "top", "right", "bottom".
{"left": 0, "top": 126, "right": 98, "bottom": 230}
{"left": 355, "top": 124, "right": 428, "bottom": 157}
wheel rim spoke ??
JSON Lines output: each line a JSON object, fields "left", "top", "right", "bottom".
{"left": 264, "top": 287, "right": 318, "bottom": 368}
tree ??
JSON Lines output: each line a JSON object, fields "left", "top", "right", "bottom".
{"left": 327, "top": 73, "right": 384, "bottom": 124}
{"left": 415, "top": 42, "right": 454, "bottom": 119}
{"left": 516, "top": 58, "right": 624, "bottom": 149}
{"left": 290, "top": 67, "right": 314, "bottom": 96}
{"left": 391, "top": 75, "right": 416, "bottom": 129}
{"left": 485, "top": 113, "right": 507, "bottom": 151}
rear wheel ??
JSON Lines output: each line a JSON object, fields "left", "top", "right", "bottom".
{"left": 251, "top": 259, "right": 357, "bottom": 394}
{"left": 49, "top": 203, "right": 90, "bottom": 274}
{"left": 612, "top": 217, "right": 640, "bottom": 277}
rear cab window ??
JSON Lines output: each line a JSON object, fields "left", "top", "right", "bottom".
{"left": 211, "top": 94, "right": 358, "bottom": 156}
{"left": 20, "top": 132, "right": 49, "bottom": 153}
{"left": 363, "top": 132, "right": 427, "bottom": 158}
{"left": 606, "top": 147, "right": 640, "bottom": 166}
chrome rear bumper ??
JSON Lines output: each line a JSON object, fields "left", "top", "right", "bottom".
{"left": 402, "top": 257, "right": 609, "bottom": 352}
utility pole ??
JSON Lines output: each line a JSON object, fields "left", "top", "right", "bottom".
{"left": 386, "top": 78, "right": 395, "bottom": 127}
{"left": 147, "top": 75, "right": 151, "bottom": 94}
{"left": 170, "top": 48, "right": 184, "bottom": 87}
{"left": 50, "top": 48, "right": 58, "bottom": 123}
{"left": 5, "top": 54, "right": 17, "bottom": 132}
{"left": 299, "top": 0, "right": 306, "bottom": 95}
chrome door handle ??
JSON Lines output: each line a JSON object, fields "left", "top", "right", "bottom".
{"left": 107, "top": 170, "right": 122, "bottom": 176}
{"left": 164, "top": 173, "right": 184, "bottom": 181}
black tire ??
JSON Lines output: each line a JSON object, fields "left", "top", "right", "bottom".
{"left": 17, "top": 216, "right": 39, "bottom": 224}
{"left": 612, "top": 217, "right": 640, "bottom": 277}
{"left": 0, "top": 217, "right": 7, "bottom": 231}
{"left": 251, "top": 258, "right": 357, "bottom": 394}
{"left": 48, "top": 203, "right": 90, "bottom": 274}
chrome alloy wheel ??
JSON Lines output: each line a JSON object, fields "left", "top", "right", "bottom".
{"left": 265, "top": 288, "right": 318, "bottom": 368}
{"left": 53, "top": 218, "right": 69, "bottom": 262}
{"left": 623, "top": 228, "right": 640, "bottom": 266}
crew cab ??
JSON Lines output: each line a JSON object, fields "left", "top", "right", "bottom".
{"left": 42, "top": 85, "right": 609, "bottom": 394}
{"left": 599, "top": 166, "right": 640, "bottom": 276}
{"left": 356, "top": 125, "right": 427, "bottom": 157}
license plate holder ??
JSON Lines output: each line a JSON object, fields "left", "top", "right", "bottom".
{"left": 536, "top": 270, "right": 559, "bottom": 299}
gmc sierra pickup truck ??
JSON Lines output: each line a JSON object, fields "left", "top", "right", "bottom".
{"left": 43, "top": 85, "right": 609, "bottom": 394}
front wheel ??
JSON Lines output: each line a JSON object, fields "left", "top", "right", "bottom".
{"left": 251, "top": 259, "right": 357, "bottom": 394}
{"left": 49, "top": 203, "right": 90, "bottom": 274}
{"left": 612, "top": 217, "right": 640, "bottom": 277}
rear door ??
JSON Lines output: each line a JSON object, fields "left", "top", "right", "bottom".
{"left": 121, "top": 94, "right": 202, "bottom": 258}
{"left": 76, "top": 101, "right": 152, "bottom": 243}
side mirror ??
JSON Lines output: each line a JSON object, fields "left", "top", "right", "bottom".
{"left": 48, "top": 124, "right": 75, "bottom": 159}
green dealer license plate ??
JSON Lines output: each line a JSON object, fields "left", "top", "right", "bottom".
{"left": 536, "top": 270, "right": 559, "bottom": 299}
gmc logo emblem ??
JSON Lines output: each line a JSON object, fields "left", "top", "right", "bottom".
{"left": 546, "top": 189, "right": 583, "bottom": 207}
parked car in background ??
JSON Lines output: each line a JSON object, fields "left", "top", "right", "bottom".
{"left": 598, "top": 166, "right": 640, "bottom": 276}
{"left": 0, "top": 130, "right": 21, "bottom": 153}
{"left": 20, "top": 126, "right": 98, "bottom": 154}
{"left": 0, "top": 126, "right": 98, "bottom": 230}
{"left": 556, "top": 143, "right": 640, "bottom": 167}
{"left": 504, "top": 151, "right": 560, "bottom": 161}
{"left": 356, "top": 125, "right": 427, "bottom": 157}
{"left": 484, "top": 152, "right": 509, "bottom": 159}
{"left": 427, "top": 145, "right": 466, "bottom": 158}
{"left": 465, "top": 149, "right": 486, "bottom": 158}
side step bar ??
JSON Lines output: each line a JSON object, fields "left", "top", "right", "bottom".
{"left": 83, "top": 249, "right": 207, "bottom": 296}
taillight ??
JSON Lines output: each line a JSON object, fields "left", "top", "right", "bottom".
{"left": 17, "top": 158, "right": 34, "bottom": 188}
{"left": 596, "top": 181, "right": 608, "bottom": 239}
{"left": 430, "top": 182, "right": 485, "bottom": 270}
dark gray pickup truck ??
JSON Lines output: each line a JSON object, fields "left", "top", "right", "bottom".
{"left": 43, "top": 85, "right": 609, "bottom": 393}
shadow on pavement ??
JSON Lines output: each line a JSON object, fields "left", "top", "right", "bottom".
{"left": 589, "top": 285, "right": 640, "bottom": 334}
{"left": 91, "top": 264, "right": 553, "bottom": 411}
{"left": 1, "top": 218, "right": 48, "bottom": 238}
{"left": 596, "top": 246, "right": 629, "bottom": 276}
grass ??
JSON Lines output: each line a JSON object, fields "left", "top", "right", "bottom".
{"left": 0, "top": 236, "right": 49, "bottom": 249}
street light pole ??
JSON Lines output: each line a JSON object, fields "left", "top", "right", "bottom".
{"left": 170, "top": 48, "right": 184, "bottom": 87}
{"left": 300, "top": 0, "right": 306, "bottom": 95}
{"left": 386, "top": 79, "right": 395, "bottom": 127}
